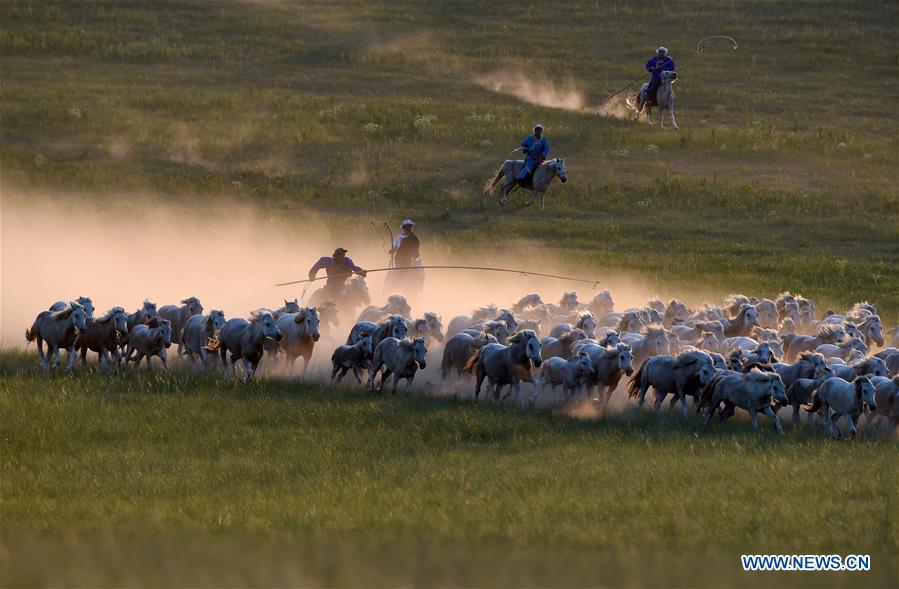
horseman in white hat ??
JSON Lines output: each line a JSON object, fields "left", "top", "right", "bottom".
{"left": 506, "top": 123, "right": 550, "bottom": 191}
{"left": 390, "top": 219, "right": 421, "bottom": 268}
{"left": 642, "top": 46, "right": 676, "bottom": 106}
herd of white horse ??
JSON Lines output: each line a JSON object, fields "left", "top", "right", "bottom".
{"left": 24, "top": 287, "right": 899, "bottom": 438}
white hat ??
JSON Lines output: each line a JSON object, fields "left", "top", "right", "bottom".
{"left": 657, "top": 46, "right": 668, "bottom": 53}
{"left": 401, "top": 219, "right": 414, "bottom": 227}
{"left": 534, "top": 123, "right": 544, "bottom": 131}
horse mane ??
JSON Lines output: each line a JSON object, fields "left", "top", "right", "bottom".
{"left": 816, "top": 324, "right": 842, "bottom": 338}
{"left": 50, "top": 301, "right": 82, "bottom": 320}
{"left": 741, "top": 361, "right": 775, "bottom": 374}
{"left": 606, "top": 342, "right": 631, "bottom": 357}
{"left": 850, "top": 302, "right": 877, "bottom": 316}
{"left": 146, "top": 316, "right": 161, "bottom": 328}
{"left": 751, "top": 326, "right": 778, "bottom": 341}
{"left": 641, "top": 324, "right": 667, "bottom": 338}
{"left": 181, "top": 296, "right": 200, "bottom": 305}
{"left": 744, "top": 371, "right": 776, "bottom": 385}
{"left": 724, "top": 294, "right": 749, "bottom": 307}
{"left": 850, "top": 357, "right": 883, "bottom": 373}
{"left": 249, "top": 310, "right": 272, "bottom": 323}
{"left": 142, "top": 299, "right": 156, "bottom": 309}
{"left": 798, "top": 351, "right": 824, "bottom": 365}
{"left": 96, "top": 306, "right": 125, "bottom": 323}
{"left": 598, "top": 330, "right": 619, "bottom": 346}
{"left": 672, "top": 350, "right": 708, "bottom": 368}
{"left": 559, "top": 329, "right": 587, "bottom": 344}
{"left": 509, "top": 329, "right": 536, "bottom": 344}
{"left": 574, "top": 312, "right": 595, "bottom": 329}
{"left": 202, "top": 310, "right": 223, "bottom": 331}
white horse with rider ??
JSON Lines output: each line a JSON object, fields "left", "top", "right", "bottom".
{"left": 483, "top": 158, "right": 568, "bottom": 209}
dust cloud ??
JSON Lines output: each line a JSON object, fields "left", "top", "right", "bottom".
{"left": 474, "top": 71, "right": 631, "bottom": 119}
{"left": 2, "top": 190, "right": 704, "bottom": 405}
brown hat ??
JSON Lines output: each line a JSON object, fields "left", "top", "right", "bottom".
{"left": 333, "top": 247, "right": 348, "bottom": 256}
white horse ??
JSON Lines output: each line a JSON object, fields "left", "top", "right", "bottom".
{"left": 26, "top": 302, "right": 89, "bottom": 373}
{"left": 628, "top": 70, "right": 678, "bottom": 129}
{"left": 483, "top": 158, "right": 568, "bottom": 209}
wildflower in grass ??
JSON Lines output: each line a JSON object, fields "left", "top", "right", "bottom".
{"left": 362, "top": 122, "right": 382, "bottom": 133}
{"left": 413, "top": 114, "right": 438, "bottom": 129}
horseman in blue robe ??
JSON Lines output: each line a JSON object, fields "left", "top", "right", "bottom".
{"left": 643, "top": 46, "right": 676, "bottom": 105}
{"left": 508, "top": 123, "right": 550, "bottom": 190}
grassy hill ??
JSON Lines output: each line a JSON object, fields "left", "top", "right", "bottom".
{"left": 2, "top": 0, "right": 897, "bottom": 316}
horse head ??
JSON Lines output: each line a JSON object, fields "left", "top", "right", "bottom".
{"left": 616, "top": 343, "right": 634, "bottom": 376}
{"left": 855, "top": 376, "right": 876, "bottom": 411}
{"left": 253, "top": 311, "right": 282, "bottom": 342}
{"left": 296, "top": 307, "right": 320, "bottom": 341}
{"left": 553, "top": 158, "right": 568, "bottom": 183}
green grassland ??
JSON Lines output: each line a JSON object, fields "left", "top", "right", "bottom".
{"left": 1, "top": 0, "right": 897, "bottom": 316}
{"left": 1, "top": 352, "right": 897, "bottom": 587}
{"left": 2, "top": 1, "right": 899, "bottom": 586}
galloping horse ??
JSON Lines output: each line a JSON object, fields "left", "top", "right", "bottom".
{"left": 627, "top": 70, "right": 678, "bottom": 129}
{"left": 483, "top": 158, "right": 568, "bottom": 209}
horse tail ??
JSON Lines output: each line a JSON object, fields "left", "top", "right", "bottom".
{"left": 483, "top": 167, "right": 503, "bottom": 195}
{"left": 463, "top": 348, "right": 482, "bottom": 374}
{"left": 441, "top": 347, "right": 452, "bottom": 379}
{"left": 627, "top": 363, "right": 645, "bottom": 398}
{"left": 25, "top": 317, "right": 41, "bottom": 343}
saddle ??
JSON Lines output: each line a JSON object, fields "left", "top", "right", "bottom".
{"left": 640, "top": 83, "right": 659, "bottom": 107}
{"left": 515, "top": 160, "right": 537, "bottom": 189}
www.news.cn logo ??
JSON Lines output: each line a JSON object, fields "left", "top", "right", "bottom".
{"left": 741, "top": 554, "right": 871, "bottom": 572}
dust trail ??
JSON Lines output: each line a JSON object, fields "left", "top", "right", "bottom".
{"left": 2, "top": 189, "right": 717, "bottom": 398}
{"left": 474, "top": 71, "right": 631, "bottom": 118}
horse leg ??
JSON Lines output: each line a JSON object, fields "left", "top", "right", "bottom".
{"left": 159, "top": 349, "right": 168, "bottom": 371}
{"left": 845, "top": 414, "right": 858, "bottom": 438}
{"left": 523, "top": 189, "right": 536, "bottom": 207}
{"left": 830, "top": 412, "right": 844, "bottom": 438}
{"left": 653, "top": 390, "right": 665, "bottom": 412}
{"left": 36, "top": 337, "right": 49, "bottom": 373}
{"left": 764, "top": 406, "right": 785, "bottom": 435}
{"left": 241, "top": 358, "right": 254, "bottom": 382}
{"left": 380, "top": 368, "right": 392, "bottom": 392}
{"left": 474, "top": 369, "right": 486, "bottom": 400}
{"left": 679, "top": 390, "right": 689, "bottom": 418}
{"left": 302, "top": 356, "right": 310, "bottom": 381}
{"left": 750, "top": 409, "right": 759, "bottom": 430}
{"left": 636, "top": 382, "right": 649, "bottom": 408}
{"left": 512, "top": 381, "right": 523, "bottom": 407}
{"left": 540, "top": 190, "right": 545, "bottom": 210}
{"left": 404, "top": 374, "right": 414, "bottom": 396}
{"left": 221, "top": 349, "right": 230, "bottom": 381}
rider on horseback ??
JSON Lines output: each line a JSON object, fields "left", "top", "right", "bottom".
{"left": 390, "top": 219, "right": 421, "bottom": 268}
{"left": 507, "top": 124, "right": 550, "bottom": 191}
{"left": 308, "top": 248, "right": 367, "bottom": 298}
{"left": 643, "top": 46, "right": 676, "bottom": 105}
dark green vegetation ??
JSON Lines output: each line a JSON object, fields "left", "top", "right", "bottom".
{"left": 1, "top": 0, "right": 897, "bottom": 317}
{"left": 2, "top": 1, "right": 898, "bottom": 586}
{"left": 1, "top": 353, "right": 896, "bottom": 587}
